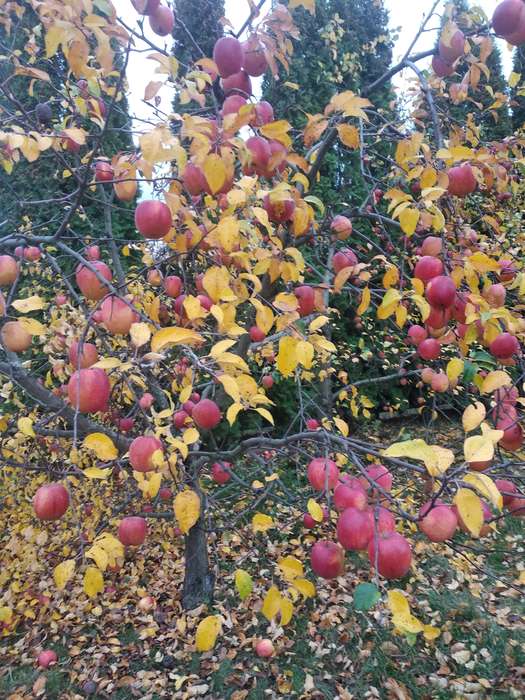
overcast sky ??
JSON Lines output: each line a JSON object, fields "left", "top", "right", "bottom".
{"left": 113, "top": 0, "right": 512, "bottom": 127}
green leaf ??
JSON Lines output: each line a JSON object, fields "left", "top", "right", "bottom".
{"left": 462, "top": 361, "right": 477, "bottom": 384}
{"left": 235, "top": 569, "right": 253, "bottom": 601}
{"left": 353, "top": 583, "right": 380, "bottom": 611}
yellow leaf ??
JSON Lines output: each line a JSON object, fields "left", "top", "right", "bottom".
{"left": 182, "top": 428, "right": 200, "bottom": 445}
{"left": 293, "top": 578, "right": 316, "bottom": 598}
{"left": 203, "top": 267, "right": 235, "bottom": 303}
{"left": 216, "top": 216, "right": 240, "bottom": 253}
{"left": 83, "top": 467, "right": 111, "bottom": 479}
{"left": 151, "top": 327, "right": 203, "bottom": 352}
{"left": 309, "top": 316, "right": 329, "bottom": 333}
{"left": 54, "top": 559, "right": 76, "bottom": 590}
{"left": 252, "top": 513, "right": 274, "bottom": 533}
{"left": 278, "top": 556, "right": 303, "bottom": 581}
{"left": 509, "top": 71, "right": 521, "bottom": 88}
{"left": 454, "top": 488, "right": 484, "bottom": 537}
{"left": 383, "top": 266, "right": 399, "bottom": 289}
{"left": 210, "top": 339, "right": 237, "bottom": 357}
{"left": 262, "top": 586, "right": 281, "bottom": 621}
{"left": 334, "top": 417, "right": 349, "bottom": 437}
{"left": 183, "top": 295, "right": 208, "bottom": 320}
{"left": 468, "top": 252, "right": 501, "bottom": 273}
{"left": 83, "top": 433, "right": 118, "bottom": 461}
{"left": 255, "top": 407, "right": 275, "bottom": 425}
{"left": 464, "top": 473, "right": 502, "bottom": 511}
{"left": 387, "top": 589, "right": 411, "bottom": 617}
{"left": 11, "top": 296, "right": 44, "bottom": 313}
{"left": 203, "top": 154, "right": 226, "bottom": 195}
{"left": 464, "top": 435, "right": 495, "bottom": 463}
{"left": 423, "top": 624, "right": 441, "bottom": 641}
{"left": 399, "top": 208, "right": 420, "bottom": 236}
{"left": 377, "top": 288, "right": 402, "bottom": 320}
{"left": 383, "top": 439, "right": 454, "bottom": 477}
{"left": 307, "top": 498, "right": 324, "bottom": 523}
{"left": 279, "top": 597, "right": 294, "bottom": 626}
{"left": 83, "top": 566, "right": 104, "bottom": 598}
{"left": 18, "top": 318, "right": 46, "bottom": 335}
{"left": 446, "top": 358, "right": 464, "bottom": 382}
{"left": 146, "top": 472, "right": 162, "bottom": 498}
{"left": 277, "top": 336, "right": 298, "bottom": 378}
{"left": 130, "top": 322, "right": 151, "bottom": 348}
{"left": 174, "top": 490, "right": 201, "bottom": 534}
{"left": 462, "top": 402, "right": 486, "bottom": 432}
{"left": 85, "top": 544, "right": 109, "bottom": 571}
{"left": 336, "top": 123, "right": 359, "bottom": 148}
{"left": 218, "top": 374, "right": 240, "bottom": 403}
{"left": 481, "top": 371, "right": 512, "bottom": 394}
{"left": 17, "top": 417, "right": 35, "bottom": 437}
{"left": 226, "top": 402, "right": 243, "bottom": 426}
{"left": 296, "top": 340, "right": 314, "bottom": 368}
{"left": 92, "top": 357, "right": 122, "bottom": 370}
{"left": 195, "top": 615, "right": 221, "bottom": 652}
{"left": 357, "top": 287, "right": 371, "bottom": 316}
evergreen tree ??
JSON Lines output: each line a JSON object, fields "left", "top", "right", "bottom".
{"left": 510, "top": 48, "right": 525, "bottom": 131}
{"left": 262, "top": 0, "right": 393, "bottom": 207}
{"left": 435, "top": 0, "right": 512, "bottom": 141}
{"left": 172, "top": 0, "right": 224, "bottom": 113}
{"left": 0, "top": 2, "right": 135, "bottom": 247}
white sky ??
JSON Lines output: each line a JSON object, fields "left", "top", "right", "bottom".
{"left": 113, "top": 0, "right": 512, "bottom": 129}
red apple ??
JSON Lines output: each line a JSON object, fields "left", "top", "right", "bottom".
{"left": 159, "top": 487, "right": 172, "bottom": 501}
{"left": 490, "top": 332, "right": 520, "bottom": 359}
{"left": 498, "top": 418, "right": 523, "bottom": 451}
{"left": 213, "top": 36, "right": 244, "bottom": 79}
{"left": 363, "top": 464, "right": 393, "bottom": 493}
{"left": 182, "top": 162, "right": 207, "bottom": 196}
{"left": 365, "top": 505, "right": 396, "bottom": 534}
{"left": 330, "top": 215, "right": 353, "bottom": 240}
{"left": 495, "top": 478, "right": 517, "bottom": 506}
{"left": 135, "top": 200, "right": 172, "bottom": 239}
{"left": 85, "top": 245, "right": 100, "bottom": 261}
{"left": 67, "top": 368, "right": 110, "bottom": 413}
{"left": 431, "top": 372, "right": 449, "bottom": 393}
{"left": 249, "top": 326, "right": 266, "bottom": 342}
{"left": 254, "top": 101, "right": 274, "bottom": 126}
{"left": 118, "top": 516, "right": 147, "bottom": 546}
{"left": 439, "top": 28, "right": 465, "bottom": 63}
{"left": 337, "top": 507, "right": 373, "bottom": 550}
{"left": 408, "top": 325, "right": 427, "bottom": 345}
{"left": 242, "top": 36, "right": 268, "bottom": 76}
{"left": 418, "top": 501, "right": 457, "bottom": 541}
{"left": 148, "top": 5, "right": 174, "bottom": 36}
{"left": 414, "top": 256, "right": 443, "bottom": 282}
{"left": 69, "top": 340, "right": 98, "bottom": 369}
{"left": 33, "top": 483, "right": 69, "bottom": 521}
{"left": 95, "top": 161, "right": 113, "bottom": 182}
{"left": 246, "top": 136, "right": 271, "bottom": 174}
{"left": 1, "top": 321, "right": 32, "bottom": 352}
{"left": 508, "top": 494, "right": 525, "bottom": 516}
{"left": 212, "top": 461, "right": 232, "bottom": 484}
{"left": 368, "top": 531, "right": 412, "bottom": 579}
{"left": 173, "top": 409, "right": 189, "bottom": 429}
{"left": 483, "top": 283, "right": 506, "bottom": 307}
{"left": 262, "top": 375, "right": 274, "bottom": 389}
{"left": 420, "top": 236, "right": 442, "bottom": 256}
{"left": 138, "top": 595, "right": 156, "bottom": 611}
{"left": 307, "top": 457, "right": 340, "bottom": 491}
{"left": 147, "top": 269, "right": 163, "bottom": 286}
{"left": 222, "top": 94, "right": 247, "bottom": 117}
{"left": 333, "top": 484, "right": 368, "bottom": 512}
{"left": 332, "top": 248, "right": 358, "bottom": 274}
{"left": 139, "top": 393, "right": 154, "bottom": 410}
{"left": 310, "top": 540, "right": 345, "bottom": 579}
{"left": 263, "top": 192, "right": 295, "bottom": 223}
{"left": 418, "top": 338, "right": 441, "bottom": 360}
{"left": 222, "top": 70, "right": 252, "bottom": 97}
{"left": 432, "top": 54, "right": 454, "bottom": 77}
{"left": 0, "top": 255, "right": 18, "bottom": 286}
{"left": 447, "top": 163, "right": 476, "bottom": 197}
{"left": 492, "top": 0, "right": 525, "bottom": 38}
{"left": 100, "top": 296, "right": 137, "bottom": 335}
{"left": 163, "top": 275, "right": 182, "bottom": 298}
{"left": 303, "top": 513, "right": 317, "bottom": 529}
{"left": 129, "top": 435, "right": 163, "bottom": 472}
{"left": 294, "top": 285, "right": 315, "bottom": 316}
{"left": 37, "top": 649, "right": 58, "bottom": 668}
{"left": 255, "top": 639, "right": 274, "bottom": 658}
{"left": 192, "top": 399, "right": 222, "bottom": 430}
{"left": 306, "top": 418, "right": 320, "bottom": 430}
{"left": 425, "top": 275, "right": 457, "bottom": 308}
{"left": 75, "top": 260, "right": 113, "bottom": 301}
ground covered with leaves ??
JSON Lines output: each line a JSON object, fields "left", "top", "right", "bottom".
{"left": 0, "top": 422, "right": 524, "bottom": 700}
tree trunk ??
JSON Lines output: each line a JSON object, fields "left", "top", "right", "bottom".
{"left": 182, "top": 516, "right": 214, "bottom": 610}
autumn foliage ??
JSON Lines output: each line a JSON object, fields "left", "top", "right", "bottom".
{"left": 0, "top": 0, "right": 524, "bottom": 674}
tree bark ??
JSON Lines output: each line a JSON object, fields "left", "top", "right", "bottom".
{"left": 182, "top": 515, "right": 214, "bottom": 609}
